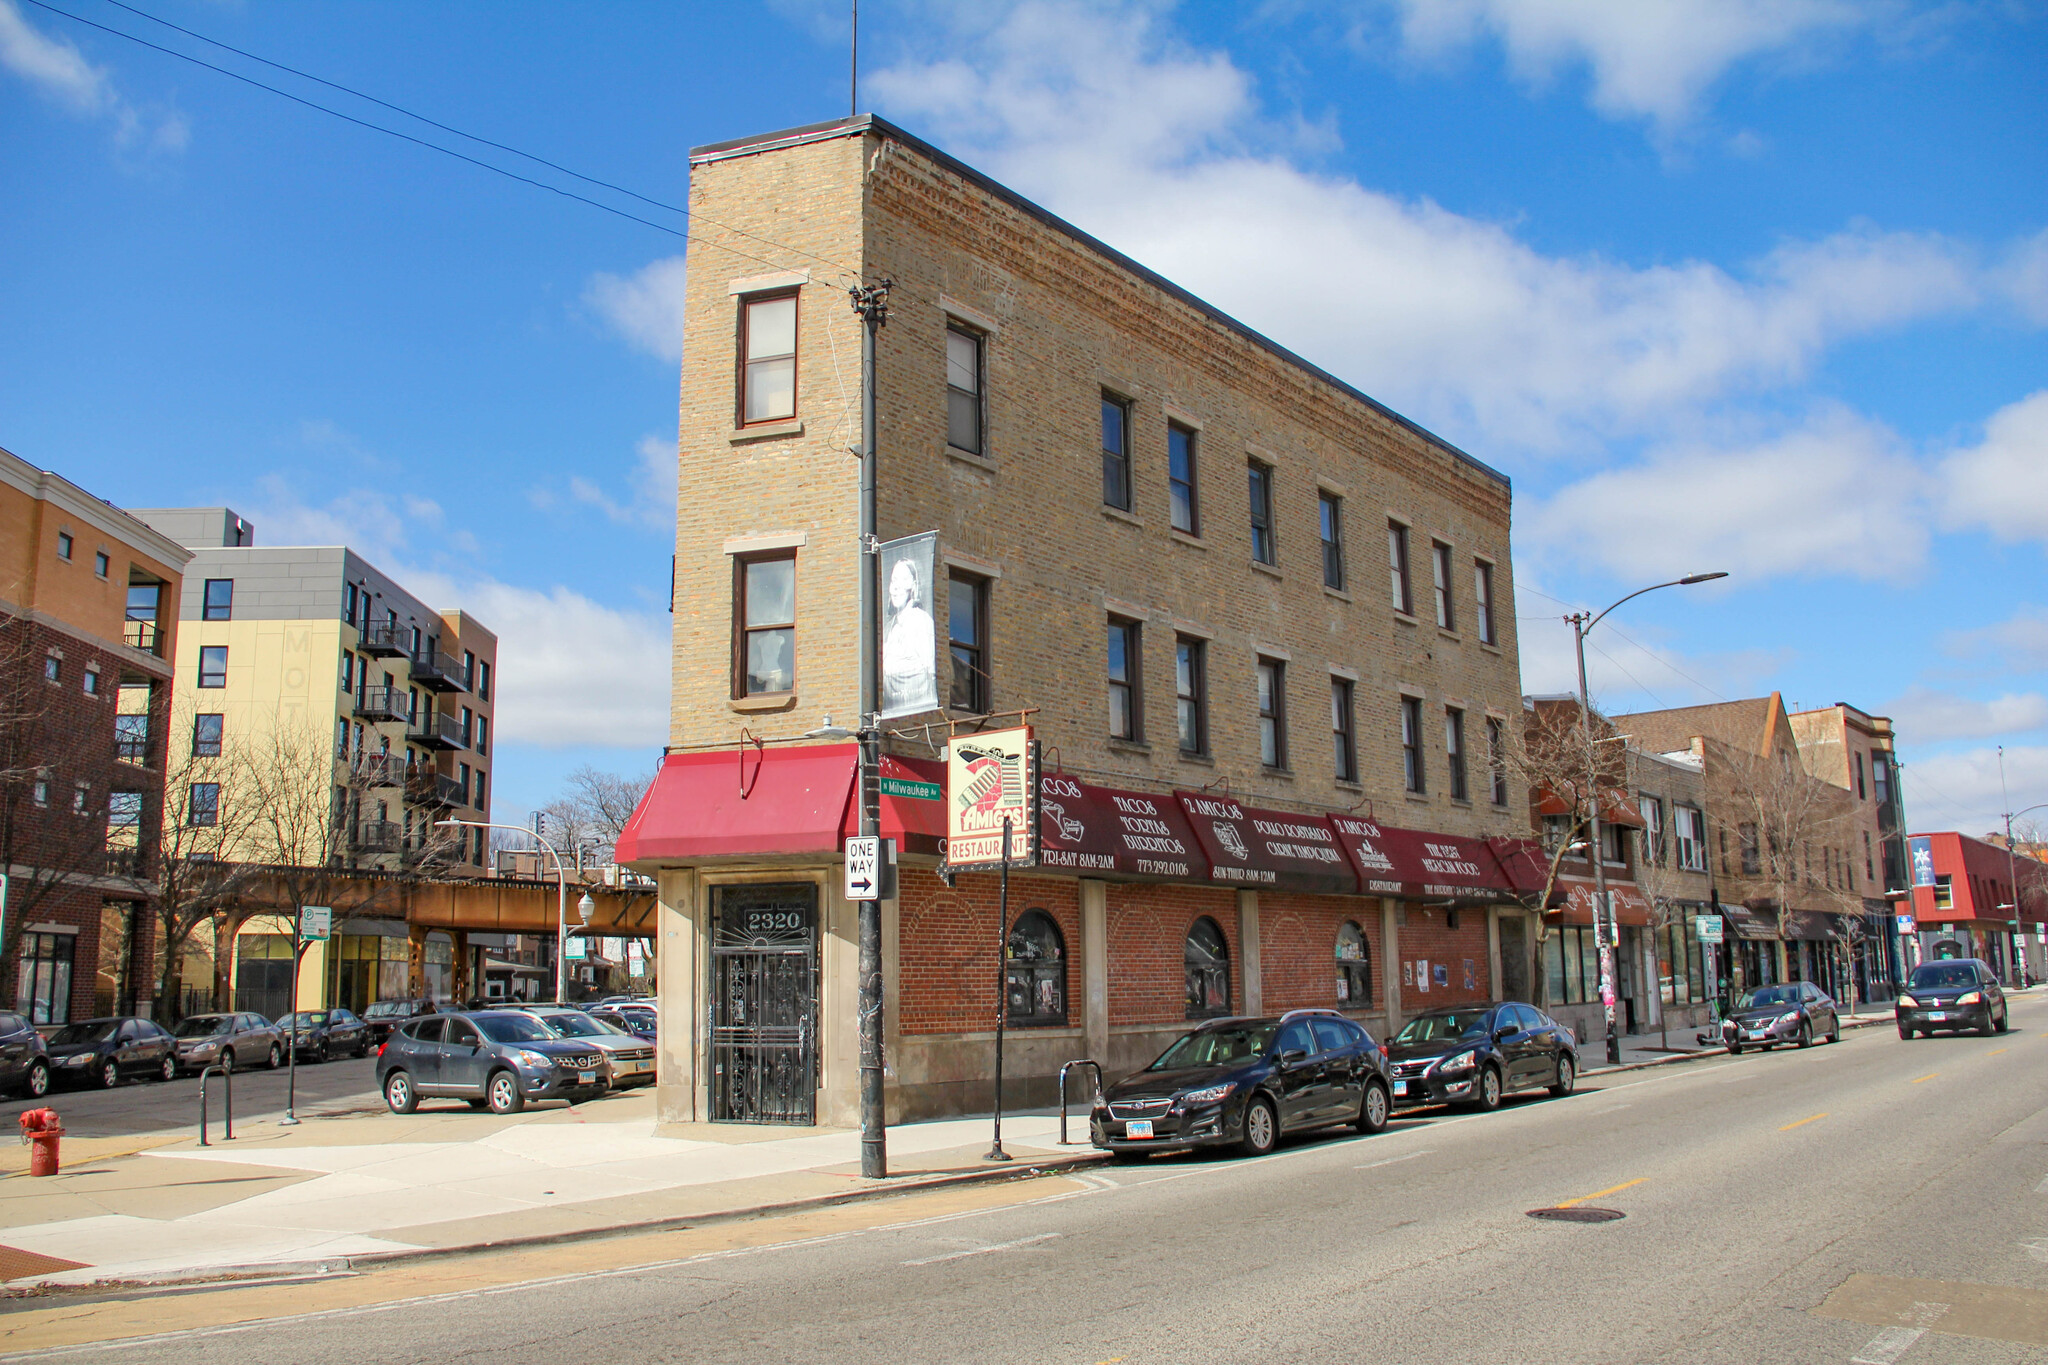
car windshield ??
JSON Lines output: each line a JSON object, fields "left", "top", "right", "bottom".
{"left": 475, "top": 1014, "right": 556, "bottom": 1044}
{"left": 1148, "top": 1025, "right": 1278, "bottom": 1070}
{"left": 281, "top": 1012, "right": 329, "bottom": 1028}
{"left": 173, "top": 1016, "right": 231, "bottom": 1038}
{"left": 1393, "top": 1011, "right": 1492, "bottom": 1045}
{"left": 1909, "top": 964, "right": 1977, "bottom": 990}
{"left": 537, "top": 1013, "right": 610, "bottom": 1038}
{"left": 363, "top": 1003, "right": 404, "bottom": 1019}
{"left": 48, "top": 1021, "right": 117, "bottom": 1045}
{"left": 1737, "top": 987, "right": 1801, "bottom": 1009}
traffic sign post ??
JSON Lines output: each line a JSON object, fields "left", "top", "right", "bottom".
{"left": 845, "top": 836, "right": 880, "bottom": 901}
{"left": 282, "top": 906, "right": 330, "bottom": 1127}
{"left": 299, "top": 905, "right": 332, "bottom": 942}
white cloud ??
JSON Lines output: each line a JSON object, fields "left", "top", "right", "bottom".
{"left": 1374, "top": 0, "right": 1872, "bottom": 133}
{"left": 1939, "top": 389, "right": 2048, "bottom": 544}
{"left": 1898, "top": 743, "right": 2048, "bottom": 841}
{"left": 584, "top": 256, "right": 689, "bottom": 363}
{"left": 0, "top": 0, "right": 185, "bottom": 151}
{"left": 569, "top": 434, "right": 678, "bottom": 531}
{"left": 1886, "top": 686, "right": 2048, "bottom": 743}
{"left": 868, "top": 2, "right": 1983, "bottom": 454}
{"left": 1524, "top": 406, "right": 1929, "bottom": 581}
{"left": 2000, "top": 228, "right": 2048, "bottom": 325}
{"left": 1945, "top": 607, "right": 2048, "bottom": 673}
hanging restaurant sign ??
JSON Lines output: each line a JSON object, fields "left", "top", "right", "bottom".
{"left": 945, "top": 726, "right": 1037, "bottom": 871}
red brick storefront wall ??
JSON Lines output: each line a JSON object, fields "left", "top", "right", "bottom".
{"left": 1258, "top": 893, "right": 1383, "bottom": 1015}
{"left": 896, "top": 868, "right": 1081, "bottom": 1037}
{"left": 1395, "top": 906, "right": 1493, "bottom": 1006}
{"left": 1105, "top": 884, "right": 1239, "bottom": 1027}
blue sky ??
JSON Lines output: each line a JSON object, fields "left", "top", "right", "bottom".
{"left": 3, "top": 0, "right": 2043, "bottom": 839}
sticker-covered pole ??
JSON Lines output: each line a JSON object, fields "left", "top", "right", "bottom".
{"left": 986, "top": 816, "right": 1013, "bottom": 1162}
{"left": 851, "top": 278, "right": 892, "bottom": 1179}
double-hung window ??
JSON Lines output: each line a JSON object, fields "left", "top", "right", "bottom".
{"left": 1676, "top": 807, "right": 1708, "bottom": 871}
{"left": 1400, "top": 696, "right": 1425, "bottom": 793}
{"left": 1331, "top": 677, "right": 1357, "bottom": 783}
{"left": 1257, "top": 657, "right": 1287, "bottom": 769}
{"left": 1388, "top": 520, "right": 1413, "bottom": 615}
{"left": 1639, "top": 797, "right": 1666, "bottom": 864}
{"left": 735, "top": 553, "right": 796, "bottom": 696}
{"left": 1107, "top": 617, "right": 1141, "bottom": 741}
{"left": 1445, "top": 706, "right": 1468, "bottom": 801}
{"left": 945, "top": 325, "right": 984, "bottom": 456}
{"left": 1101, "top": 394, "right": 1132, "bottom": 510}
{"left": 188, "top": 783, "right": 220, "bottom": 828}
{"left": 1320, "top": 492, "right": 1345, "bottom": 590}
{"left": 193, "top": 713, "right": 224, "bottom": 758}
{"left": 197, "top": 646, "right": 228, "bottom": 689}
{"left": 738, "top": 291, "right": 798, "bottom": 426}
{"left": 1168, "top": 423, "right": 1199, "bottom": 534}
{"left": 1431, "top": 541, "right": 1454, "bottom": 630}
{"left": 1248, "top": 462, "right": 1275, "bottom": 565}
{"left": 1487, "top": 716, "right": 1508, "bottom": 806}
{"left": 949, "top": 572, "right": 990, "bottom": 713}
{"left": 1175, "top": 637, "right": 1207, "bottom": 756}
{"left": 1474, "top": 560, "right": 1497, "bottom": 645}
{"left": 202, "top": 579, "right": 234, "bottom": 621}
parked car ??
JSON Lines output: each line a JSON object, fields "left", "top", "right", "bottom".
{"left": 1092, "top": 1010, "right": 1390, "bottom": 1160}
{"left": 43, "top": 1017, "right": 176, "bottom": 1088}
{"left": 377, "top": 1010, "right": 609, "bottom": 1114}
{"left": 510, "top": 1006, "right": 656, "bottom": 1088}
{"left": 172, "top": 1012, "right": 284, "bottom": 1073}
{"left": 361, "top": 998, "right": 438, "bottom": 1047}
{"left": 280, "top": 1008, "right": 369, "bottom": 1062}
{"left": 0, "top": 1011, "right": 51, "bottom": 1098}
{"left": 1896, "top": 959, "right": 2008, "bottom": 1038}
{"left": 1386, "top": 1002, "right": 1579, "bottom": 1112}
{"left": 1722, "top": 982, "right": 1841, "bottom": 1053}
{"left": 589, "top": 1004, "right": 657, "bottom": 1042}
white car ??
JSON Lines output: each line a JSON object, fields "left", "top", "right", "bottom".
{"left": 511, "top": 1007, "right": 656, "bottom": 1089}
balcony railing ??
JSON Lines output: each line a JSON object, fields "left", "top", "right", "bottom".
{"left": 408, "top": 709, "right": 467, "bottom": 750}
{"left": 123, "top": 619, "right": 163, "bottom": 656}
{"left": 409, "top": 647, "right": 468, "bottom": 694}
{"left": 408, "top": 771, "right": 465, "bottom": 808}
{"left": 356, "top": 752, "right": 407, "bottom": 787}
{"left": 354, "top": 686, "right": 410, "bottom": 723}
{"left": 358, "top": 621, "right": 410, "bottom": 658}
{"left": 352, "top": 820, "right": 403, "bottom": 853}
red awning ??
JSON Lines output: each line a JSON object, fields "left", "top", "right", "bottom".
{"left": 1327, "top": 817, "right": 1520, "bottom": 902}
{"left": 1036, "top": 774, "right": 1202, "bottom": 881}
{"left": 1489, "top": 837, "right": 1553, "bottom": 900}
{"left": 1175, "top": 792, "right": 1359, "bottom": 894}
{"left": 1549, "top": 879, "right": 1655, "bottom": 927}
{"left": 617, "top": 744, "right": 856, "bottom": 863}
{"left": 841, "top": 753, "right": 947, "bottom": 858}
{"left": 1531, "top": 787, "right": 1648, "bottom": 828}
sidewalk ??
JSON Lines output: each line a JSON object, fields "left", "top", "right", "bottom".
{"left": 0, "top": 1090, "right": 1099, "bottom": 1289}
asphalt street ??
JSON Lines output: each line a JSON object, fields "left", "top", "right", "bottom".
{"left": 0, "top": 1054, "right": 383, "bottom": 1138}
{"left": 14, "top": 998, "right": 2048, "bottom": 1364}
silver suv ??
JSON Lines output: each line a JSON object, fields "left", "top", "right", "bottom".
{"left": 377, "top": 1010, "right": 608, "bottom": 1114}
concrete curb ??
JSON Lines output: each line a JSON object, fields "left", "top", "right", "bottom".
{"left": 1, "top": 1147, "right": 1112, "bottom": 1301}
{"left": 1581, "top": 1010, "right": 1895, "bottom": 1078}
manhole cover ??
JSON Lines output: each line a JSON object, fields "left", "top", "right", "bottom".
{"left": 1527, "top": 1206, "right": 1626, "bottom": 1223}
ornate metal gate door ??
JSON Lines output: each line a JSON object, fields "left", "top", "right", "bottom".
{"left": 710, "top": 884, "right": 818, "bottom": 1123}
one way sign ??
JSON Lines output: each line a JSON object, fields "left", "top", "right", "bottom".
{"left": 844, "top": 836, "right": 881, "bottom": 901}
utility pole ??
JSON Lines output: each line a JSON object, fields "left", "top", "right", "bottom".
{"left": 850, "top": 278, "right": 892, "bottom": 1179}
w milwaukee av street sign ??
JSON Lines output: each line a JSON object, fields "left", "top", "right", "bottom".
{"left": 945, "top": 726, "right": 1037, "bottom": 872}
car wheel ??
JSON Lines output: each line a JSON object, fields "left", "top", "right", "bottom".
{"left": 1996, "top": 1006, "right": 2010, "bottom": 1034}
{"left": 267, "top": 1044, "right": 282, "bottom": 1069}
{"left": 1238, "top": 1095, "right": 1278, "bottom": 1157}
{"left": 1826, "top": 1020, "right": 1840, "bottom": 1044}
{"left": 100, "top": 1060, "right": 120, "bottom": 1089}
{"left": 315, "top": 1040, "right": 330, "bottom": 1064}
{"left": 21, "top": 1061, "right": 48, "bottom": 1099}
{"left": 486, "top": 1069, "right": 524, "bottom": 1115}
{"left": 1979, "top": 1011, "right": 1997, "bottom": 1037}
{"left": 384, "top": 1069, "right": 418, "bottom": 1114}
{"left": 1897, "top": 1025, "right": 1910, "bottom": 1041}
{"left": 1469, "top": 1066, "right": 1503, "bottom": 1112}
{"left": 218, "top": 1049, "right": 235, "bottom": 1075}
{"left": 1795, "top": 1021, "right": 1812, "bottom": 1049}
{"left": 1550, "top": 1056, "right": 1576, "bottom": 1098}
{"left": 1356, "top": 1079, "right": 1390, "bottom": 1135}
{"left": 156, "top": 1053, "right": 176, "bottom": 1082}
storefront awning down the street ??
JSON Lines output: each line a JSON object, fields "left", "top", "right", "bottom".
{"left": 1548, "top": 878, "right": 1655, "bottom": 927}
{"left": 1720, "top": 903, "right": 1779, "bottom": 940}
{"left": 1329, "top": 816, "right": 1524, "bottom": 903}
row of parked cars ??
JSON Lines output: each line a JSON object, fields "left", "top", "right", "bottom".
{"left": 376, "top": 999, "right": 659, "bottom": 1114}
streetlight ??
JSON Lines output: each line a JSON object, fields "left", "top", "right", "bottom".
{"left": 440, "top": 819, "right": 570, "bottom": 1003}
{"left": 1569, "top": 571, "right": 1727, "bottom": 1065}
{"left": 1997, "top": 795, "right": 2048, "bottom": 988}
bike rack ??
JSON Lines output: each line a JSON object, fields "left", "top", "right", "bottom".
{"left": 198, "top": 1063, "right": 233, "bottom": 1146}
{"left": 1056, "top": 1059, "right": 1103, "bottom": 1146}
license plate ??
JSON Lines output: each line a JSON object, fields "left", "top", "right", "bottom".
{"left": 1927, "top": 1012, "right": 1946, "bottom": 1021}
{"left": 1393, "top": 1081, "right": 1408, "bottom": 1096}
{"left": 1125, "top": 1119, "right": 1153, "bottom": 1139}
{"left": 1746, "top": 1030, "right": 1768, "bottom": 1040}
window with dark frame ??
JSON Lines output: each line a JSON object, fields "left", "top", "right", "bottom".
{"left": 1332, "top": 676, "right": 1357, "bottom": 783}
{"left": 1167, "top": 422, "right": 1199, "bottom": 534}
{"left": 1474, "top": 560, "right": 1497, "bottom": 645}
{"left": 1336, "top": 920, "right": 1372, "bottom": 1008}
{"left": 1257, "top": 657, "right": 1287, "bottom": 769}
{"left": 344, "top": 582, "right": 359, "bottom": 626}
{"left": 1248, "top": 461, "right": 1275, "bottom": 564}
{"left": 1184, "top": 916, "right": 1230, "bottom": 1018}
{"left": 1401, "top": 695, "right": 1425, "bottom": 793}
{"left": 193, "top": 713, "right": 223, "bottom": 758}
{"left": 1005, "top": 909, "right": 1067, "bottom": 1026}
{"left": 1107, "top": 616, "right": 1141, "bottom": 741}
{"left": 1431, "top": 541, "right": 1454, "bottom": 630}
{"left": 94, "top": 550, "right": 110, "bottom": 577}
{"left": 202, "top": 579, "right": 234, "bottom": 621}
{"left": 188, "top": 782, "right": 220, "bottom": 827}
{"left": 197, "top": 646, "right": 227, "bottom": 688}
{"left": 1320, "top": 491, "right": 1345, "bottom": 590}
{"left": 1855, "top": 753, "right": 1867, "bottom": 799}
{"left": 735, "top": 553, "right": 796, "bottom": 696}
{"left": 1101, "top": 393, "right": 1132, "bottom": 510}
{"left": 1388, "top": 520, "right": 1413, "bottom": 614}
{"left": 948, "top": 571, "right": 990, "bottom": 714}
{"left": 1445, "top": 706, "right": 1468, "bottom": 801}
{"left": 56, "top": 532, "right": 72, "bottom": 561}
{"left": 1487, "top": 716, "right": 1508, "bottom": 806}
{"left": 945, "top": 325, "right": 984, "bottom": 456}
{"left": 737, "top": 291, "right": 798, "bottom": 426}
{"left": 1175, "top": 636, "right": 1207, "bottom": 756}
{"left": 1740, "top": 822, "right": 1761, "bottom": 875}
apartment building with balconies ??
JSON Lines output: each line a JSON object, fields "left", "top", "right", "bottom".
{"left": 0, "top": 446, "right": 190, "bottom": 1022}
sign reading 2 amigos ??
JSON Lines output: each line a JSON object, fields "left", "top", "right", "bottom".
{"left": 946, "top": 726, "right": 1037, "bottom": 872}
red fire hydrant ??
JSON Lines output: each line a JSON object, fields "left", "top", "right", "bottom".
{"left": 19, "top": 1108, "right": 63, "bottom": 1177}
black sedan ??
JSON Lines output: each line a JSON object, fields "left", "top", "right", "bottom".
{"left": 1722, "top": 981, "right": 1840, "bottom": 1053}
{"left": 280, "top": 1009, "right": 369, "bottom": 1062}
{"left": 42, "top": 1017, "right": 177, "bottom": 1088}
{"left": 1385, "top": 1003, "right": 1579, "bottom": 1112}
{"left": 361, "top": 998, "right": 438, "bottom": 1047}
{"left": 1896, "top": 959, "right": 2008, "bottom": 1038}
{"left": 1092, "top": 1009, "right": 1390, "bottom": 1160}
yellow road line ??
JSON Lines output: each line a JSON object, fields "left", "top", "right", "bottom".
{"left": 1910, "top": 1073, "right": 1939, "bottom": 1084}
{"left": 1988, "top": 1048, "right": 2007, "bottom": 1056}
{"left": 1556, "top": 1178, "right": 1645, "bottom": 1208}
{"left": 1779, "top": 1112, "right": 1828, "bottom": 1131}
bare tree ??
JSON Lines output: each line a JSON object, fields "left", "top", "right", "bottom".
{"left": 1714, "top": 741, "right": 1861, "bottom": 998}
{"left": 1502, "top": 700, "right": 1626, "bottom": 1011}
{"left": 536, "top": 764, "right": 653, "bottom": 867}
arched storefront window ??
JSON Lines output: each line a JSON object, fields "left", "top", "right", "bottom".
{"left": 1336, "top": 921, "right": 1372, "bottom": 1008}
{"left": 1185, "top": 916, "right": 1230, "bottom": 1019}
{"left": 1006, "top": 909, "right": 1067, "bottom": 1026}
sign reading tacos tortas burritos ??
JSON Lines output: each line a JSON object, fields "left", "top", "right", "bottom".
{"left": 946, "top": 727, "right": 1037, "bottom": 871}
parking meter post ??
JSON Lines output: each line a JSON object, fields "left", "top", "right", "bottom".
{"left": 985, "top": 818, "right": 1013, "bottom": 1163}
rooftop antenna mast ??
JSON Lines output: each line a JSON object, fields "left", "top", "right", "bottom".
{"left": 850, "top": 1, "right": 859, "bottom": 117}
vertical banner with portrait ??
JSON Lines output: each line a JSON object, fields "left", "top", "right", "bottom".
{"left": 878, "top": 531, "right": 939, "bottom": 719}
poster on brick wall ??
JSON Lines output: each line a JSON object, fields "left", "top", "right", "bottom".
{"left": 879, "top": 531, "right": 939, "bottom": 719}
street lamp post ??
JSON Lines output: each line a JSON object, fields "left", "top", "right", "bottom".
{"left": 1568, "top": 572, "right": 1727, "bottom": 1066}
{"left": 439, "top": 819, "right": 569, "bottom": 1002}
